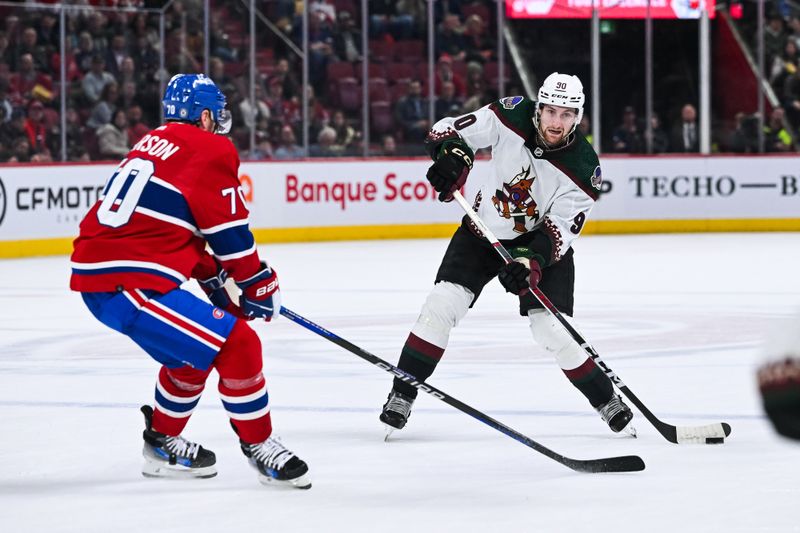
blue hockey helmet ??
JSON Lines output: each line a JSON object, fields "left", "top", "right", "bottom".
{"left": 162, "top": 73, "right": 232, "bottom": 134}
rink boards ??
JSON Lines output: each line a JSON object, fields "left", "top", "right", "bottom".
{"left": 0, "top": 155, "right": 798, "bottom": 257}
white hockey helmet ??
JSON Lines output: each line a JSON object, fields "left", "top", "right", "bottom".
{"left": 535, "top": 72, "right": 585, "bottom": 136}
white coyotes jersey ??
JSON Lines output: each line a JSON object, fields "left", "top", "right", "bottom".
{"left": 428, "top": 96, "right": 602, "bottom": 264}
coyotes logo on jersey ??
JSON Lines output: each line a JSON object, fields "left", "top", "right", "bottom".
{"left": 492, "top": 166, "right": 539, "bottom": 234}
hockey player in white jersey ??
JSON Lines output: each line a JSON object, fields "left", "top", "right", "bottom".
{"left": 380, "top": 73, "right": 635, "bottom": 437}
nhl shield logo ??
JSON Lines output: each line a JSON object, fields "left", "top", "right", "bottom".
{"left": 533, "top": 147, "right": 543, "bottom": 157}
{"left": 590, "top": 166, "right": 602, "bottom": 189}
{"left": 213, "top": 308, "right": 225, "bottom": 319}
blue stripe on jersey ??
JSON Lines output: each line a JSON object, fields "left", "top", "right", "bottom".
{"left": 71, "top": 265, "right": 184, "bottom": 285}
{"left": 154, "top": 388, "right": 200, "bottom": 413}
{"left": 205, "top": 225, "right": 255, "bottom": 257}
{"left": 221, "top": 392, "right": 269, "bottom": 415}
{"left": 138, "top": 181, "right": 196, "bottom": 228}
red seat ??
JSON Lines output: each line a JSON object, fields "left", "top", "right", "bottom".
{"left": 395, "top": 40, "right": 425, "bottom": 62}
{"left": 370, "top": 101, "right": 394, "bottom": 135}
{"left": 390, "top": 80, "right": 409, "bottom": 103}
{"left": 368, "top": 39, "right": 394, "bottom": 63}
{"left": 337, "top": 77, "right": 362, "bottom": 112}
{"left": 327, "top": 61, "right": 355, "bottom": 81}
{"left": 354, "top": 62, "right": 387, "bottom": 82}
{"left": 368, "top": 78, "right": 390, "bottom": 101}
{"left": 462, "top": 3, "right": 491, "bottom": 22}
{"left": 387, "top": 62, "right": 415, "bottom": 83}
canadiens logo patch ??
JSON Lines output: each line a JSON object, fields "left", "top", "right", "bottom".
{"left": 590, "top": 166, "right": 602, "bottom": 189}
{"left": 501, "top": 96, "right": 524, "bottom": 109}
{"left": 213, "top": 308, "right": 225, "bottom": 319}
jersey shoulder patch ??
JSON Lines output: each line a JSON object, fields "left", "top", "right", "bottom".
{"left": 488, "top": 97, "right": 536, "bottom": 140}
{"left": 550, "top": 134, "right": 602, "bottom": 200}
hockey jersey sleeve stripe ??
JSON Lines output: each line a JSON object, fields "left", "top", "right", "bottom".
{"left": 214, "top": 244, "right": 257, "bottom": 262}
{"left": 137, "top": 180, "right": 198, "bottom": 229}
{"left": 201, "top": 219, "right": 250, "bottom": 235}
{"left": 548, "top": 159, "right": 599, "bottom": 201}
{"left": 204, "top": 225, "right": 256, "bottom": 257}
{"left": 135, "top": 207, "right": 200, "bottom": 234}
{"left": 71, "top": 260, "right": 187, "bottom": 284}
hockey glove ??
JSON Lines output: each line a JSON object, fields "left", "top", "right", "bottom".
{"left": 758, "top": 357, "right": 800, "bottom": 440}
{"left": 236, "top": 262, "right": 281, "bottom": 321}
{"left": 426, "top": 144, "right": 473, "bottom": 202}
{"left": 498, "top": 248, "right": 543, "bottom": 295}
{"left": 195, "top": 256, "right": 250, "bottom": 320}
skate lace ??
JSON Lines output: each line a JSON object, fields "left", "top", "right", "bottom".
{"left": 164, "top": 436, "right": 200, "bottom": 460}
{"left": 597, "top": 395, "right": 625, "bottom": 422}
{"left": 385, "top": 393, "right": 413, "bottom": 417}
{"left": 251, "top": 437, "right": 294, "bottom": 471}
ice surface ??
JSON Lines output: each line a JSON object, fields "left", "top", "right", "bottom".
{"left": 1, "top": 233, "right": 799, "bottom": 532}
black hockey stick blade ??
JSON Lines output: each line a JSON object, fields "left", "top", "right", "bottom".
{"left": 564, "top": 455, "right": 645, "bottom": 474}
{"left": 281, "top": 307, "right": 645, "bottom": 474}
{"left": 620, "top": 385, "right": 732, "bottom": 444}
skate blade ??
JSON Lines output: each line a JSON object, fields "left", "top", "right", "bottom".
{"left": 142, "top": 461, "right": 217, "bottom": 479}
{"left": 624, "top": 424, "right": 637, "bottom": 438}
{"left": 257, "top": 472, "right": 312, "bottom": 490}
{"left": 383, "top": 424, "right": 397, "bottom": 442}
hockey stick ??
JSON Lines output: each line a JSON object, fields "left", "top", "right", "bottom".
{"left": 280, "top": 307, "right": 644, "bottom": 474}
{"left": 451, "top": 190, "right": 732, "bottom": 444}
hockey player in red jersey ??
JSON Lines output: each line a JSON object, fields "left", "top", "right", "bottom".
{"left": 70, "top": 74, "right": 311, "bottom": 489}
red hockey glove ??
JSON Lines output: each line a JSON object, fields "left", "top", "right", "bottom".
{"left": 426, "top": 144, "right": 473, "bottom": 202}
{"left": 236, "top": 262, "right": 281, "bottom": 321}
{"left": 194, "top": 254, "right": 249, "bottom": 320}
{"left": 497, "top": 250, "right": 543, "bottom": 296}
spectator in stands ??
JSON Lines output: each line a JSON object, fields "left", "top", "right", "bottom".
{"left": 63, "top": 108, "right": 90, "bottom": 162}
{"left": 579, "top": 115, "right": 593, "bottom": 145}
{"left": 611, "top": 106, "right": 645, "bottom": 153}
{"left": 307, "top": 11, "right": 336, "bottom": 91}
{"left": 435, "top": 80, "right": 463, "bottom": 120}
{"left": 274, "top": 124, "right": 305, "bottom": 159}
{"left": 82, "top": 54, "right": 115, "bottom": 105}
{"left": 370, "top": 0, "right": 414, "bottom": 40}
{"left": 729, "top": 112, "right": 760, "bottom": 153}
{"left": 784, "top": 62, "right": 800, "bottom": 126}
{"left": 272, "top": 57, "right": 300, "bottom": 99}
{"left": 333, "top": 11, "right": 362, "bottom": 63}
{"left": 0, "top": 108, "right": 26, "bottom": 161}
{"left": 770, "top": 39, "right": 798, "bottom": 87}
{"left": 670, "top": 103, "right": 700, "bottom": 153}
{"left": 464, "top": 60, "right": 486, "bottom": 99}
{"left": 14, "top": 27, "right": 49, "bottom": 74}
{"left": 764, "top": 14, "right": 786, "bottom": 72}
{"left": 104, "top": 34, "right": 129, "bottom": 79}
{"left": 435, "top": 54, "right": 466, "bottom": 98}
{"left": 130, "top": 32, "right": 159, "bottom": 83}
{"left": 37, "top": 12, "right": 59, "bottom": 52}
{"left": 96, "top": 109, "right": 130, "bottom": 160}
{"left": 126, "top": 105, "right": 150, "bottom": 146}
{"left": 462, "top": 14, "right": 493, "bottom": 64}
{"left": 119, "top": 80, "right": 142, "bottom": 113}
{"left": 396, "top": 79, "right": 429, "bottom": 141}
{"left": 331, "top": 109, "right": 356, "bottom": 152}
{"left": 0, "top": 31, "right": 12, "bottom": 67}
{"left": 436, "top": 14, "right": 465, "bottom": 61}
{"left": 23, "top": 100, "right": 49, "bottom": 157}
{"left": 765, "top": 107, "right": 794, "bottom": 151}
{"left": 304, "top": 84, "right": 330, "bottom": 141}
{"left": 379, "top": 134, "right": 398, "bottom": 157}
{"left": 75, "top": 31, "right": 95, "bottom": 74}
{"left": 7, "top": 136, "right": 33, "bottom": 163}
{"left": 311, "top": 0, "right": 337, "bottom": 24}
{"left": 10, "top": 52, "right": 53, "bottom": 105}
{"left": 209, "top": 56, "right": 232, "bottom": 93}
{"left": 397, "top": 0, "right": 426, "bottom": 38}
{"left": 87, "top": 81, "right": 119, "bottom": 129}
{"left": 0, "top": 77, "right": 12, "bottom": 123}
{"left": 86, "top": 12, "right": 110, "bottom": 54}
{"left": 648, "top": 113, "right": 670, "bottom": 153}
{"left": 239, "top": 84, "right": 271, "bottom": 130}
{"left": 309, "top": 126, "right": 340, "bottom": 157}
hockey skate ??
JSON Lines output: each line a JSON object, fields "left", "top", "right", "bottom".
{"left": 241, "top": 437, "right": 311, "bottom": 489}
{"left": 596, "top": 395, "right": 636, "bottom": 437}
{"left": 380, "top": 390, "right": 415, "bottom": 440}
{"left": 140, "top": 405, "right": 217, "bottom": 479}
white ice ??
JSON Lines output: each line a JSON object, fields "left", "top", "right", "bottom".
{"left": 1, "top": 233, "right": 799, "bottom": 533}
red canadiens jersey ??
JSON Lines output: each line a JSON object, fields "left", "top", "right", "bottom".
{"left": 70, "top": 122, "right": 261, "bottom": 293}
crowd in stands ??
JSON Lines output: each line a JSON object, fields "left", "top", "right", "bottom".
{"left": 0, "top": 0, "right": 503, "bottom": 162}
